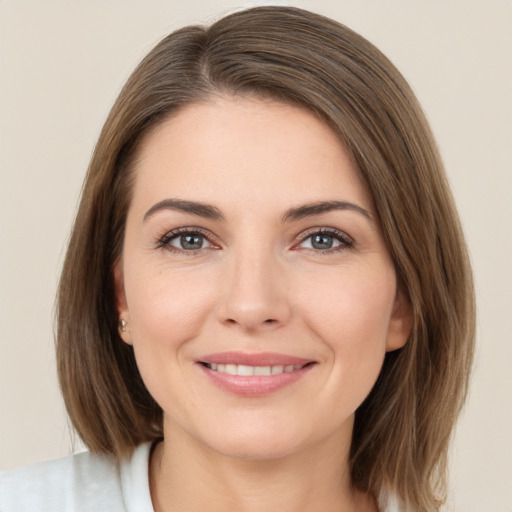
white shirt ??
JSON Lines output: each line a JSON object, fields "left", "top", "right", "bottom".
{"left": 1, "top": 442, "right": 400, "bottom": 511}
{"left": 1, "top": 443, "right": 153, "bottom": 512}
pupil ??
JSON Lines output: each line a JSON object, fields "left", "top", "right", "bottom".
{"left": 312, "top": 234, "right": 333, "bottom": 250}
{"left": 181, "top": 234, "right": 202, "bottom": 250}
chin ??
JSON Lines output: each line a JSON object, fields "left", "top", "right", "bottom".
{"left": 209, "top": 435, "right": 305, "bottom": 461}
{"left": 195, "top": 418, "right": 325, "bottom": 462}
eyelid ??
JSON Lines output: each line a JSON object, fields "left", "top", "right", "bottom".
{"left": 155, "top": 225, "right": 353, "bottom": 254}
{"left": 292, "top": 227, "right": 354, "bottom": 251}
{"left": 155, "top": 226, "right": 221, "bottom": 252}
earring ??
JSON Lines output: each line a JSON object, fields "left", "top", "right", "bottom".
{"left": 119, "top": 319, "right": 127, "bottom": 333}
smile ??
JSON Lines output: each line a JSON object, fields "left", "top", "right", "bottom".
{"left": 197, "top": 352, "right": 316, "bottom": 397}
{"left": 202, "top": 363, "right": 306, "bottom": 376}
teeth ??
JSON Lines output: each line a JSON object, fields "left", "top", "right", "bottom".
{"left": 254, "top": 366, "right": 271, "bottom": 376}
{"left": 206, "top": 363, "right": 304, "bottom": 376}
{"left": 237, "top": 364, "right": 255, "bottom": 376}
{"left": 225, "top": 364, "right": 237, "bottom": 375}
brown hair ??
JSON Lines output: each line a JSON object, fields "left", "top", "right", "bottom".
{"left": 56, "top": 6, "right": 475, "bottom": 511}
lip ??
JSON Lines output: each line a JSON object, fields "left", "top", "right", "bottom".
{"left": 196, "top": 351, "right": 316, "bottom": 397}
{"left": 198, "top": 351, "right": 313, "bottom": 367}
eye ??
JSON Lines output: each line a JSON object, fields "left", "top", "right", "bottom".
{"left": 157, "top": 228, "right": 216, "bottom": 253}
{"left": 296, "top": 228, "right": 353, "bottom": 252}
{"left": 170, "top": 233, "right": 210, "bottom": 250}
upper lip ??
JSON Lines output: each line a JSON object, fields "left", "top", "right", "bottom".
{"left": 197, "top": 351, "right": 314, "bottom": 367}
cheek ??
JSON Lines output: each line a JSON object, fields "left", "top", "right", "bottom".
{"left": 296, "top": 263, "right": 396, "bottom": 379}
{"left": 122, "top": 263, "right": 219, "bottom": 417}
{"left": 124, "top": 262, "right": 217, "bottom": 350}
{"left": 301, "top": 264, "right": 395, "bottom": 333}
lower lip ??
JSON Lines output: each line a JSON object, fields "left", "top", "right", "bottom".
{"left": 197, "top": 363, "right": 315, "bottom": 397}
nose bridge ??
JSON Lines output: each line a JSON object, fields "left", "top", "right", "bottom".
{"left": 217, "top": 242, "right": 291, "bottom": 331}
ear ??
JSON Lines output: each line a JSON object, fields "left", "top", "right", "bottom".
{"left": 114, "top": 260, "right": 133, "bottom": 345}
{"left": 386, "top": 288, "right": 413, "bottom": 352}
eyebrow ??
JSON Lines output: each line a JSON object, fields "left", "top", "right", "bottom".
{"left": 281, "top": 200, "right": 374, "bottom": 223}
{"left": 144, "top": 198, "right": 224, "bottom": 221}
{"left": 143, "top": 198, "right": 373, "bottom": 224}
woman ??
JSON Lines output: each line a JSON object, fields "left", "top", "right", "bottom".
{"left": 0, "top": 6, "right": 474, "bottom": 512}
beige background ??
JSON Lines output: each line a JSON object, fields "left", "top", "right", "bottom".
{"left": 1, "top": 1, "right": 511, "bottom": 510}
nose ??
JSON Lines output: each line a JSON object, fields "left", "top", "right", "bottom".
{"left": 216, "top": 249, "right": 292, "bottom": 333}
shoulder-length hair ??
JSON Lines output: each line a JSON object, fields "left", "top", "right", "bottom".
{"left": 57, "top": 6, "right": 475, "bottom": 511}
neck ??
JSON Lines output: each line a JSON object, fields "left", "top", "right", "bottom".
{"left": 149, "top": 421, "right": 378, "bottom": 512}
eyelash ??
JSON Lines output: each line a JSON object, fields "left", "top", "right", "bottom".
{"left": 292, "top": 227, "right": 354, "bottom": 253}
{"left": 155, "top": 227, "right": 218, "bottom": 255}
{"left": 155, "top": 227, "right": 354, "bottom": 254}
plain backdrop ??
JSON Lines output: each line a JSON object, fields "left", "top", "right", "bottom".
{"left": 1, "top": 1, "right": 511, "bottom": 511}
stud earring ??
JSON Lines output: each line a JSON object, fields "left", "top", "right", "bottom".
{"left": 119, "top": 319, "right": 127, "bottom": 333}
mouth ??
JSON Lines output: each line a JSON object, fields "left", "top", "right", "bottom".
{"left": 200, "top": 362, "right": 313, "bottom": 376}
{"left": 196, "top": 352, "right": 317, "bottom": 397}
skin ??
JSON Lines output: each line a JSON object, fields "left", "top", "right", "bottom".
{"left": 116, "top": 95, "right": 412, "bottom": 512}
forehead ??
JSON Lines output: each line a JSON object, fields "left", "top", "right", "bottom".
{"left": 130, "top": 96, "right": 371, "bottom": 214}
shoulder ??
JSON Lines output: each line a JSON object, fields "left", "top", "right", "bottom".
{"left": 0, "top": 443, "right": 153, "bottom": 512}
{"left": 378, "top": 489, "right": 412, "bottom": 512}
{"left": 0, "top": 450, "right": 123, "bottom": 511}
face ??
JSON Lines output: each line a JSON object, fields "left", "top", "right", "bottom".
{"left": 116, "top": 96, "right": 411, "bottom": 460}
